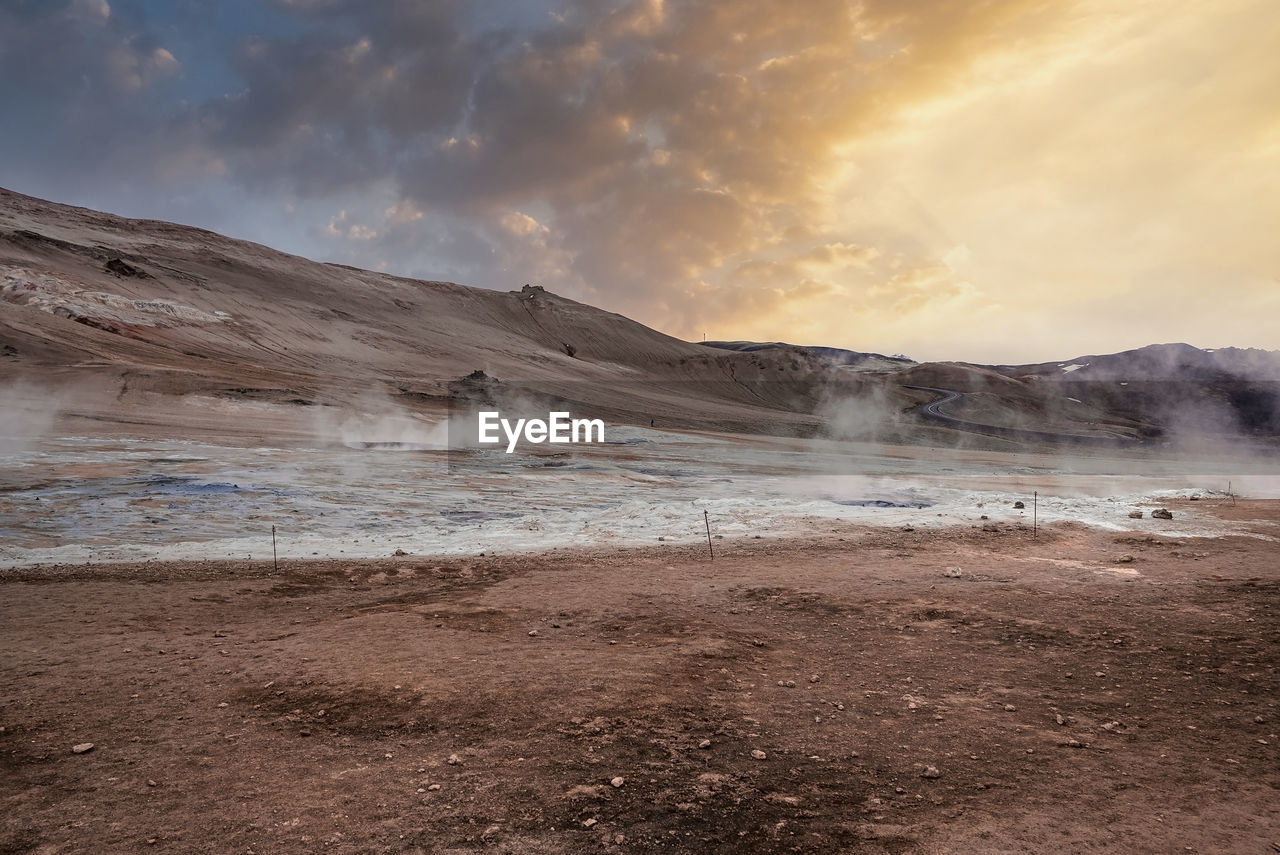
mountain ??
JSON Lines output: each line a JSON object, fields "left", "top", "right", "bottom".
{"left": 993, "top": 342, "right": 1280, "bottom": 382}
{"left": 700, "top": 341, "right": 915, "bottom": 372}
{"left": 0, "top": 187, "right": 841, "bottom": 441}
{"left": 2, "top": 187, "right": 1275, "bottom": 448}
{"left": 988, "top": 343, "right": 1280, "bottom": 439}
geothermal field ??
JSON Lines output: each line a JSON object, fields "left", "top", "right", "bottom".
{"left": 0, "top": 426, "right": 1273, "bottom": 567}
{"left": 2, "top": 189, "right": 1278, "bottom": 853}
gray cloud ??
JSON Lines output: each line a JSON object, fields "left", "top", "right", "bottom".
{"left": 2, "top": 0, "right": 1277, "bottom": 360}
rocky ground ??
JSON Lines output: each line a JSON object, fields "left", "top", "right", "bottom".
{"left": 2, "top": 498, "right": 1277, "bottom": 854}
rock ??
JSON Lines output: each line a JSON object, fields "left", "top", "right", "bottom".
{"left": 1189, "top": 494, "right": 1201, "bottom": 501}
{"left": 427, "top": 783, "right": 441, "bottom": 791}
{"left": 981, "top": 523, "right": 998, "bottom": 532}
{"left": 1116, "top": 554, "right": 1135, "bottom": 564}
{"left": 943, "top": 567, "right": 963, "bottom": 578}
{"left": 777, "top": 679, "right": 796, "bottom": 688}
{"left": 72, "top": 743, "right": 94, "bottom": 754}
{"left": 750, "top": 750, "right": 767, "bottom": 760}
{"left": 1151, "top": 508, "right": 1174, "bottom": 520}
{"left": 610, "top": 776, "right": 625, "bottom": 788}
{"left": 980, "top": 515, "right": 989, "bottom": 520}
{"left": 1055, "top": 714, "right": 1066, "bottom": 726}
{"left": 1128, "top": 510, "right": 1144, "bottom": 519}
{"left": 582, "top": 818, "right": 597, "bottom": 828}
{"left": 446, "top": 753, "right": 462, "bottom": 766}
{"left": 105, "top": 257, "right": 148, "bottom": 278}
{"left": 920, "top": 766, "right": 941, "bottom": 779}
{"left": 808, "top": 674, "right": 821, "bottom": 684}
{"left": 1013, "top": 501, "right": 1025, "bottom": 509}
{"left": 528, "top": 629, "right": 539, "bottom": 637}
{"left": 393, "top": 548, "right": 407, "bottom": 556}
{"left": 1003, "top": 704, "right": 1017, "bottom": 712}
{"left": 698, "top": 739, "right": 712, "bottom": 749}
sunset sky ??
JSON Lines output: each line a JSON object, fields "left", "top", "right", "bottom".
{"left": 1, "top": 0, "right": 1277, "bottom": 363}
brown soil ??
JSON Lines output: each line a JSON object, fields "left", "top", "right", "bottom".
{"left": 2, "top": 502, "right": 1277, "bottom": 854}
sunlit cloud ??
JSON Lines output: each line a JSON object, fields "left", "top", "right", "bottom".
{"left": 1, "top": 0, "right": 1276, "bottom": 361}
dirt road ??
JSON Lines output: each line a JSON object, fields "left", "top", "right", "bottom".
{"left": 2, "top": 499, "right": 1277, "bottom": 853}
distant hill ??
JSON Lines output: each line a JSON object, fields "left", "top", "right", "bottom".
{"left": 701, "top": 340, "right": 915, "bottom": 372}
{"left": 986, "top": 343, "right": 1280, "bottom": 439}
{"left": 991, "top": 342, "right": 1280, "bottom": 382}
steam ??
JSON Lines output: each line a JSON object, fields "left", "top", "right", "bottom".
{"left": 814, "top": 379, "right": 902, "bottom": 443}
{"left": 311, "top": 390, "right": 448, "bottom": 450}
{"left": 0, "top": 380, "right": 66, "bottom": 452}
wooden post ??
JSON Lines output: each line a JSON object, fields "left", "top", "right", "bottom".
{"left": 272, "top": 525, "right": 278, "bottom": 571}
{"left": 1033, "top": 492, "right": 1038, "bottom": 537}
{"left": 704, "top": 510, "right": 714, "bottom": 560}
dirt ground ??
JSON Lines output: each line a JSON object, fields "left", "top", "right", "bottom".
{"left": 2, "top": 498, "right": 1277, "bottom": 854}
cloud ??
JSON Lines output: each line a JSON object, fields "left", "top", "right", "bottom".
{"left": 1, "top": 0, "right": 1277, "bottom": 361}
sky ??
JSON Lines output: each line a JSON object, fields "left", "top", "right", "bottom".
{"left": 1, "top": 0, "right": 1277, "bottom": 364}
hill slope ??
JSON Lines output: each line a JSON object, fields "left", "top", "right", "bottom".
{"left": 0, "top": 188, "right": 847, "bottom": 440}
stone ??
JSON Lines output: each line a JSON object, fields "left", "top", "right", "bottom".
{"left": 1013, "top": 501, "right": 1025, "bottom": 509}
{"left": 446, "top": 753, "right": 462, "bottom": 766}
{"left": 582, "top": 818, "right": 597, "bottom": 828}
{"left": 1129, "top": 510, "right": 1144, "bottom": 519}
{"left": 920, "top": 766, "right": 941, "bottom": 779}
{"left": 427, "top": 784, "right": 441, "bottom": 791}
{"left": 72, "top": 743, "right": 94, "bottom": 754}
{"left": 698, "top": 739, "right": 712, "bottom": 749}
{"left": 751, "top": 750, "right": 767, "bottom": 760}
{"left": 393, "top": 548, "right": 407, "bottom": 556}
{"left": 105, "top": 257, "right": 148, "bottom": 278}
{"left": 610, "top": 776, "right": 625, "bottom": 788}
{"left": 1116, "top": 554, "right": 1135, "bottom": 564}
{"left": 943, "top": 567, "right": 963, "bottom": 578}
{"left": 1003, "top": 704, "right": 1017, "bottom": 712}
{"left": 1151, "top": 508, "right": 1173, "bottom": 520}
